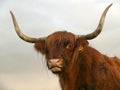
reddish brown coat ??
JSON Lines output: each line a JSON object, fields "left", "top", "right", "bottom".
{"left": 34, "top": 31, "right": 120, "bottom": 90}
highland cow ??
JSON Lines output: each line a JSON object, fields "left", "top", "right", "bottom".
{"left": 10, "top": 3, "right": 120, "bottom": 90}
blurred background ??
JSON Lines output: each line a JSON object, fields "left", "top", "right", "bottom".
{"left": 0, "top": 0, "right": 120, "bottom": 90}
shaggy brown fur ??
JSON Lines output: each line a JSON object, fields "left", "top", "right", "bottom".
{"left": 34, "top": 31, "right": 120, "bottom": 90}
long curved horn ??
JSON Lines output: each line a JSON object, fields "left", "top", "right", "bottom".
{"left": 10, "top": 11, "right": 45, "bottom": 43}
{"left": 76, "top": 3, "right": 112, "bottom": 40}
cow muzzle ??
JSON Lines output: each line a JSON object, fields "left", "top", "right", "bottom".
{"left": 47, "top": 59, "right": 63, "bottom": 73}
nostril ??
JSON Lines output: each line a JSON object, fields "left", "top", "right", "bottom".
{"left": 56, "top": 59, "right": 60, "bottom": 63}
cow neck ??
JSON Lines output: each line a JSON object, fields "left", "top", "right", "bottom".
{"left": 71, "top": 46, "right": 104, "bottom": 90}
{"left": 58, "top": 45, "right": 104, "bottom": 90}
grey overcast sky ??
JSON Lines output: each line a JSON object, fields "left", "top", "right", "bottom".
{"left": 0, "top": 0, "right": 120, "bottom": 90}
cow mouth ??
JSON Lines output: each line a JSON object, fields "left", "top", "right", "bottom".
{"left": 50, "top": 66, "right": 62, "bottom": 73}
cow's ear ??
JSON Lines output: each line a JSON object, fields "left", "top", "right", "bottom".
{"left": 34, "top": 40, "right": 46, "bottom": 54}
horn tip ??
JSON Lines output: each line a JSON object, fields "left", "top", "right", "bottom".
{"left": 10, "top": 11, "right": 12, "bottom": 14}
{"left": 109, "top": 3, "right": 113, "bottom": 7}
{"left": 110, "top": 3, "right": 113, "bottom": 5}
{"left": 10, "top": 11, "right": 14, "bottom": 16}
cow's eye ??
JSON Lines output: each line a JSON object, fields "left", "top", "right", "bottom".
{"left": 66, "top": 43, "right": 73, "bottom": 50}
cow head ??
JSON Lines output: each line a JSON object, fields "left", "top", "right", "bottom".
{"left": 10, "top": 4, "right": 112, "bottom": 74}
{"left": 35, "top": 31, "right": 76, "bottom": 73}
